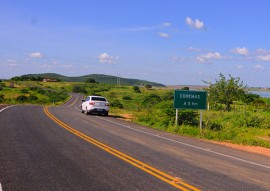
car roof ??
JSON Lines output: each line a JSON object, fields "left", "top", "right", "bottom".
{"left": 88, "top": 95, "right": 106, "bottom": 98}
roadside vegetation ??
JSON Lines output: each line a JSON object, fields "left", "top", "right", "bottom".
{"left": 0, "top": 75, "right": 270, "bottom": 148}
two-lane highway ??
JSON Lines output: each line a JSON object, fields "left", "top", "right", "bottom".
{"left": 0, "top": 95, "right": 270, "bottom": 190}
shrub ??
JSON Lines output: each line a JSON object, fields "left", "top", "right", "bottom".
{"left": 20, "top": 88, "right": 29, "bottom": 93}
{"left": 0, "top": 82, "right": 6, "bottom": 87}
{"left": 178, "top": 110, "right": 199, "bottom": 126}
{"left": 85, "top": 78, "right": 97, "bottom": 83}
{"left": 145, "top": 84, "right": 152, "bottom": 90}
{"left": 16, "top": 95, "right": 28, "bottom": 103}
{"left": 133, "top": 86, "right": 141, "bottom": 93}
{"left": 110, "top": 100, "right": 123, "bottom": 109}
{"left": 36, "top": 88, "right": 46, "bottom": 94}
{"left": 163, "top": 91, "right": 174, "bottom": 101}
{"left": 122, "top": 96, "right": 132, "bottom": 100}
{"left": 28, "top": 95, "right": 38, "bottom": 101}
{"left": 0, "top": 94, "right": 4, "bottom": 102}
{"left": 0, "top": 86, "right": 3, "bottom": 91}
{"left": 72, "top": 86, "right": 87, "bottom": 94}
{"left": 142, "top": 94, "right": 162, "bottom": 107}
{"left": 46, "top": 91, "right": 69, "bottom": 103}
{"left": 29, "top": 86, "right": 38, "bottom": 91}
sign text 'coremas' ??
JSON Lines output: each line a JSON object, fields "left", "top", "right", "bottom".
{"left": 174, "top": 90, "right": 207, "bottom": 110}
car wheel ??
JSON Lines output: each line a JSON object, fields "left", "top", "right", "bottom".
{"left": 104, "top": 111, "right": 109, "bottom": 116}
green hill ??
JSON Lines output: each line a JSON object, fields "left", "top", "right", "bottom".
{"left": 19, "top": 73, "right": 165, "bottom": 87}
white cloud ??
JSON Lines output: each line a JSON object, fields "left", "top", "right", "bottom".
{"left": 29, "top": 52, "right": 43, "bottom": 58}
{"left": 256, "top": 48, "right": 270, "bottom": 61}
{"left": 185, "top": 17, "right": 204, "bottom": 29}
{"left": 40, "top": 64, "right": 52, "bottom": 68}
{"left": 253, "top": 64, "right": 264, "bottom": 70}
{"left": 197, "top": 52, "right": 222, "bottom": 63}
{"left": 257, "top": 54, "right": 270, "bottom": 61}
{"left": 257, "top": 48, "right": 270, "bottom": 54}
{"left": 236, "top": 65, "right": 243, "bottom": 69}
{"left": 162, "top": 22, "right": 172, "bottom": 27}
{"left": 5, "top": 59, "right": 17, "bottom": 67}
{"left": 98, "top": 53, "right": 118, "bottom": 64}
{"left": 60, "top": 64, "right": 73, "bottom": 68}
{"left": 188, "top": 46, "right": 202, "bottom": 52}
{"left": 231, "top": 47, "right": 249, "bottom": 55}
{"left": 171, "top": 56, "right": 185, "bottom": 63}
{"left": 158, "top": 32, "right": 170, "bottom": 38}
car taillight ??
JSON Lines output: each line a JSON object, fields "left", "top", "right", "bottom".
{"left": 106, "top": 103, "right": 110, "bottom": 106}
{"left": 89, "top": 102, "right": 95, "bottom": 105}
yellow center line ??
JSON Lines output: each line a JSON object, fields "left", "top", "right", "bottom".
{"left": 44, "top": 106, "right": 201, "bottom": 191}
{"left": 68, "top": 96, "right": 79, "bottom": 107}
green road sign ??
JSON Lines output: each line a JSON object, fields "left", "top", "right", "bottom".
{"left": 174, "top": 90, "right": 207, "bottom": 110}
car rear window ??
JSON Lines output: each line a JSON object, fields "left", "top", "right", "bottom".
{"left": 91, "top": 97, "right": 106, "bottom": 101}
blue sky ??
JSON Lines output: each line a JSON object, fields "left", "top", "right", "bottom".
{"left": 0, "top": 0, "right": 270, "bottom": 87}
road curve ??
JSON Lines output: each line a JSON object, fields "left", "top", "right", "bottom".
{"left": 0, "top": 94, "right": 270, "bottom": 191}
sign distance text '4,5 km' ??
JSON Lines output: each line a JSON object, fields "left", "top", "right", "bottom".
{"left": 174, "top": 90, "right": 207, "bottom": 110}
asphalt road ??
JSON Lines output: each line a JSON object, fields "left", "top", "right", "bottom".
{"left": 0, "top": 94, "right": 270, "bottom": 191}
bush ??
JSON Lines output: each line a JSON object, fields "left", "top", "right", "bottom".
{"left": 16, "top": 95, "right": 28, "bottom": 103}
{"left": 142, "top": 94, "right": 162, "bottom": 107}
{"left": 20, "top": 88, "right": 29, "bottom": 93}
{"left": 163, "top": 91, "right": 174, "bottom": 101}
{"left": 0, "top": 86, "right": 3, "bottom": 91}
{"left": 122, "top": 96, "right": 132, "bottom": 100}
{"left": 0, "top": 94, "right": 4, "bottom": 102}
{"left": 178, "top": 110, "right": 199, "bottom": 126}
{"left": 28, "top": 95, "right": 38, "bottom": 102}
{"left": 85, "top": 78, "right": 97, "bottom": 83}
{"left": 36, "top": 88, "right": 46, "bottom": 94}
{"left": 133, "top": 86, "right": 141, "bottom": 93}
{"left": 0, "top": 82, "right": 6, "bottom": 87}
{"left": 72, "top": 86, "right": 87, "bottom": 94}
{"left": 29, "top": 86, "right": 38, "bottom": 91}
{"left": 145, "top": 84, "right": 152, "bottom": 90}
{"left": 46, "top": 91, "right": 69, "bottom": 103}
{"left": 110, "top": 100, "right": 123, "bottom": 108}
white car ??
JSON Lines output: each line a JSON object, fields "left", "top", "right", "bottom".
{"left": 81, "top": 96, "right": 109, "bottom": 116}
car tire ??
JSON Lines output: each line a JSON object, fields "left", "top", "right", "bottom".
{"left": 104, "top": 111, "right": 109, "bottom": 116}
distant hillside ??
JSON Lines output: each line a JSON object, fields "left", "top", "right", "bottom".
{"left": 20, "top": 73, "right": 165, "bottom": 87}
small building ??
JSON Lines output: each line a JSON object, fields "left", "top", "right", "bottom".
{"left": 43, "top": 78, "right": 58, "bottom": 82}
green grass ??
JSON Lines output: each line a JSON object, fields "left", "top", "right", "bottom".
{"left": 1, "top": 81, "right": 270, "bottom": 148}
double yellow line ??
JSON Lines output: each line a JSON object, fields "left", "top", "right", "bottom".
{"left": 44, "top": 106, "right": 201, "bottom": 191}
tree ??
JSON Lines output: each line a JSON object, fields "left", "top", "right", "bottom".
{"left": 242, "top": 93, "right": 260, "bottom": 104}
{"left": 181, "top": 86, "right": 189, "bottom": 90}
{"left": 145, "top": 84, "right": 152, "bottom": 90}
{"left": 85, "top": 78, "right": 96, "bottom": 83}
{"left": 133, "top": 86, "right": 141, "bottom": 93}
{"left": 204, "top": 73, "right": 246, "bottom": 111}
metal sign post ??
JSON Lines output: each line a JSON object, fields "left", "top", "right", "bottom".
{"left": 175, "top": 109, "right": 179, "bottom": 126}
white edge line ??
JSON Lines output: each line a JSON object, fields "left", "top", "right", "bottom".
{"left": 0, "top": 182, "right": 3, "bottom": 191}
{"left": 0, "top": 105, "right": 15, "bottom": 113}
{"left": 75, "top": 106, "right": 270, "bottom": 169}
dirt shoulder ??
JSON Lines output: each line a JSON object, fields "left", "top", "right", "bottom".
{"left": 0, "top": 104, "right": 10, "bottom": 110}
